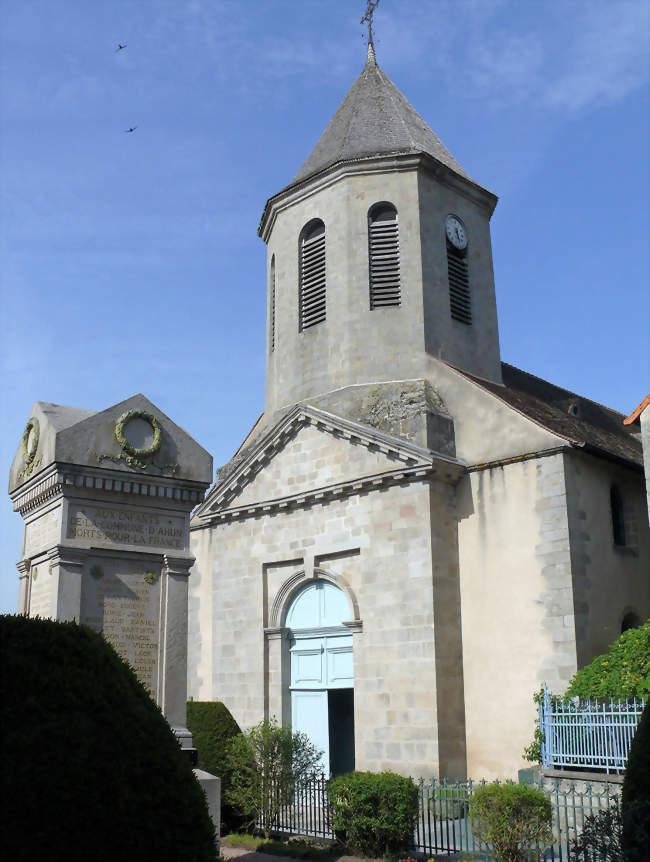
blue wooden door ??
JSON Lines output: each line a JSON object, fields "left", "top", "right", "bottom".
{"left": 287, "top": 582, "right": 354, "bottom": 775}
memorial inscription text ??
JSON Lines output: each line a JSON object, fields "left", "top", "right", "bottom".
{"left": 67, "top": 506, "right": 184, "bottom": 549}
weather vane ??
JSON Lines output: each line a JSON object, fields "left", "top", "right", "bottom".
{"left": 361, "top": 0, "right": 380, "bottom": 48}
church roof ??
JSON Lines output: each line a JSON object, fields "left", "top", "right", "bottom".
{"left": 459, "top": 363, "right": 643, "bottom": 468}
{"left": 293, "top": 44, "right": 470, "bottom": 184}
{"left": 624, "top": 393, "right": 650, "bottom": 426}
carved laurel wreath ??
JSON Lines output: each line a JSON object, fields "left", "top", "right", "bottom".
{"left": 21, "top": 417, "right": 40, "bottom": 466}
{"left": 114, "top": 409, "right": 162, "bottom": 459}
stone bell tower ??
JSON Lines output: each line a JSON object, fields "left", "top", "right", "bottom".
{"left": 259, "top": 42, "right": 502, "bottom": 418}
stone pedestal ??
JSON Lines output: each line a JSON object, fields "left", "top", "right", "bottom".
{"left": 9, "top": 395, "right": 213, "bottom": 753}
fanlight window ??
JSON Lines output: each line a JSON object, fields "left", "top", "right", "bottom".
{"left": 368, "top": 203, "right": 400, "bottom": 309}
{"left": 299, "top": 220, "right": 326, "bottom": 331}
{"left": 269, "top": 255, "right": 276, "bottom": 352}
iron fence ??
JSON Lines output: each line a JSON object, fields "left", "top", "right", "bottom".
{"left": 539, "top": 684, "right": 645, "bottom": 774}
{"left": 259, "top": 773, "right": 623, "bottom": 860}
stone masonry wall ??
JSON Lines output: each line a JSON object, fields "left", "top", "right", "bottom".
{"left": 189, "top": 471, "right": 460, "bottom": 779}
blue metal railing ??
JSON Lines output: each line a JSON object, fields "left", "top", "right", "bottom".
{"left": 539, "top": 683, "right": 645, "bottom": 774}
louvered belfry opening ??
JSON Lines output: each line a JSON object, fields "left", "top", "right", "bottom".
{"left": 447, "top": 242, "right": 472, "bottom": 325}
{"left": 299, "top": 220, "right": 326, "bottom": 331}
{"left": 368, "top": 203, "right": 400, "bottom": 309}
{"left": 270, "top": 255, "right": 276, "bottom": 351}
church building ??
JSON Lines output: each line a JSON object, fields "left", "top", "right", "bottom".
{"left": 187, "top": 43, "right": 649, "bottom": 780}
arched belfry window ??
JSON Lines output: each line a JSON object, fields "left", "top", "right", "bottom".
{"left": 299, "top": 219, "right": 326, "bottom": 331}
{"left": 610, "top": 485, "right": 626, "bottom": 546}
{"left": 445, "top": 214, "right": 472, "bottom": 325}
{"left": 269, "top": 255, "right": 276, "bottom": 352}
{"left": 368, "top": 202, "right": 400, "bottom": 308}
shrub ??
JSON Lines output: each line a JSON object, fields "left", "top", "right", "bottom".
{"left": 570, "top": 797, "right": 623, "bottom": 862}
{"left": 327, "top": 771, "right": 419, "bottom": 858}
{"left": 225, "top": 718, "right": 323, "bottom": 838}
{"left": 622, "top": 701, "right": 650, "bottom": 862}
{"left": 187, "top": 700, "right": 248, "bottom": 832}
{"left": 0, "top": 614, "right": 216, "bottom": 862}
{"left": 566, "top": 622, "right": 650, "bottom": 700}
{"left": 468, "top": 782, "right": 553, "bottom": 862}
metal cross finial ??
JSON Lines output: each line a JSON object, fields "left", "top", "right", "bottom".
{"left": 361, "top": 0, "right": 380, "bottom": 48}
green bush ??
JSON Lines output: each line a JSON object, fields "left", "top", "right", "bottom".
{"left": 0, "top": 614, "right": 216, "bottom": 862}
{"left": 622, "top": 701, "right": 650, "bottom": 862}
{"left": 570, "top": 797, "right": 623, "bottom": 862}
{"left": 187, "top": 700, "right": 248, "bottom": 832}
{"left": 566, "top": 622, "right": 650, "bottom": 699}
{"left": 468, "top": 782, "right": 553, "bottom": 862}
{"left": 327, "top": 771, "right": 419, "bottom": 858}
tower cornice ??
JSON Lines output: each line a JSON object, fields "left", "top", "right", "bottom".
{"left": 258, "top": 151, "right": 497, "bottom": 243}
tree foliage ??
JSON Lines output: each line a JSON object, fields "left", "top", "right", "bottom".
{"left": 566, "top": 622, "right": 650, "bottom": 699}
{"left": 468, "top": 783, "right": 553, "bottom": 862}
{"left": 225, "top": 718, "right": 323, "bottom": 838}
{"left": 0, "top": 614, "right": 216, "bottom": 862}
{"left": 327, "top": 771, "right": 419, "bottom": 858}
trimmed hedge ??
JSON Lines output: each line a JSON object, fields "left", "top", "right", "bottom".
{"left": 0, "top": 614, "right": 216, "bottom": 862}
{"left": 622, "top": 701, "right": 650, "bottom": 861}
{"left": 187, "top": 700, "right": 247, "bottom": 832}
{"left": 327, "top": 771, "right": 419, "bottom": 857}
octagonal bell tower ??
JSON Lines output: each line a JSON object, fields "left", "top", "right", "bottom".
{"left": 259, "top": 44, "right": 502, "bottom": 417}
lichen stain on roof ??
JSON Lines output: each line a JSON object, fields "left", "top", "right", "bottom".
{"left": 294, "top": 43, "right": 470, "bottom": 184}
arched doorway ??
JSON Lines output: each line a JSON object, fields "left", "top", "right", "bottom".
{"left": 286, "top": 580, "right": 355, "bottom": 776}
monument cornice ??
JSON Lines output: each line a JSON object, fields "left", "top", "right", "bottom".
{"left": 258, "top": 151, "right": 498, "bottom": 242}
{"left": 162, "top": 554, "right": 196, "bottom": 576}
{"left": 11, "top": 461, "right": 209, "bottom": 515}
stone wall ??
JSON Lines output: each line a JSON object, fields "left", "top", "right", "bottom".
{"left": 458, "top": 453, "right": 578, "bottom": 780}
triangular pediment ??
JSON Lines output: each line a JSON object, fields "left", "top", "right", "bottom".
{"left": 195, "top": 406, "right": 463, "bottom": 522}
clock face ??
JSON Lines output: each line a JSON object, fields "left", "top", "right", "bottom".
{"left": 445, "top": 215, "right": 468, "bottom": 250}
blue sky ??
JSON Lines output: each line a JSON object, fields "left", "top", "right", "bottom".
{"left": 1, "top": 0, "right": 648, "bottom": 614}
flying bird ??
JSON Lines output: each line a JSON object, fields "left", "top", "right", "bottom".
{"left": 124, "top": 126, "right": 137, "bottom": 133}
{"left": 115, "top": 44, "right": 127, "bottom": 52}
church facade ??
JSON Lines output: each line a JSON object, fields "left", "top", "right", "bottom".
{"left": 187, "top": 45, "right": 649, "bottom": 779}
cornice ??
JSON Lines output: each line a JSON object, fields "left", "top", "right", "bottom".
{"left": 11, "top": 462, "right": 209, "bottom": 516}
{"left": 163, "top": 554, "right": 195, "bottom": 576}
{"left": 195, "top": 463, "right": 450, "bottom": 528}
{"left": 258, "top": 151, "right": 498, "bottom": 242}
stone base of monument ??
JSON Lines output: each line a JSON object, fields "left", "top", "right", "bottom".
{"left": 194, "top": 769, "right": 221, "bottom": 847}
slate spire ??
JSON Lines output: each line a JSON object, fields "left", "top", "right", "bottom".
{"left": 293, "top": 46, "right": 469, "bottom": 184}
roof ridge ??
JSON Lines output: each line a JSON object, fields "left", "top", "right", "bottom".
{"left": 377, "top": 65, "right": 417, "bottom": 150}
{"left": 502, "top": 362, "right": 628, "bottom": 419}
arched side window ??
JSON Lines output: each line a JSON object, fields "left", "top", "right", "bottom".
{"left": 368, "top": 202, "right": 400, "bottom": 308}
{"left": 610, "top": 484, "right": 626, "bottom": 546}
{"left": 269, "top": 255, "right": 276, "bottom": 352}
{"left": 445, "top": 214, "right": 472, "bottom": 325}
{"left": 299, "top": 219, "right": 326, "bottom": 331}
{"left": 621, "top": 611, "right": 641, "bottom": 633}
